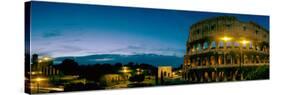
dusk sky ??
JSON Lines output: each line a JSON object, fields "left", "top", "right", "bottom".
{"left": 30, "top": 1, "right": 269, "bottom": 57}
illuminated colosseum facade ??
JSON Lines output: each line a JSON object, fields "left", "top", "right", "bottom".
{"left": 182, "top": 16, "right": 269, "bottom": 82}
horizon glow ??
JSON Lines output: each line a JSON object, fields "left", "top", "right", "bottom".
{"left": 29, "top": 1, "right": 269, "bottom": 58}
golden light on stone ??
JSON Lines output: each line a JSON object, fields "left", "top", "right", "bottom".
{"left": 240, "top": 40, "right": 250, "bottom": 45}
{"left": 221, "top": 36, "right": 232, "bottom": 42}
{"left": 43, "top": 56, "right": 51, "bottom": 61}
{"left": 120, "top": 66, "right": 131, "bottom": 73}
{"left": 184, "top": 16, "right": 269, "bottom": 82}
{"left": 31, "top": 72, "right": 36, "bottom": 75}
{"left": 38, "top": 59, "right": 42, "bottom": 63}
{"left": 35, "top": 77, "right": 46, "bottom": 82}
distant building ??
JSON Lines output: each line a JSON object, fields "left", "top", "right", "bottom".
{"left": 100, "top": 74, "right": 126, "bottom": 86}
{"left": 26, "top": 54, "right": 65, "bottom": 93}
{"left": 158, "top": 66, "right": 173, "bottom": 78}
{"left": 30, "top": 54, "right": 60, "bottom": 76}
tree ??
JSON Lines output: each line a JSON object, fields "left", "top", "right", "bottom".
{"left": 58, "top": 59, "right": 79, "bottom": 75}
{"left": 127, "top": 62, "right": 135, "bottom": 67}
{"left": 245, "top": 66, "right": 269, "bottom": 80}
{"left": 114, "top": 62, "right": 122, "bottom": 67}
{"left": 31, "top": 54, "right": 38, "bottom": 64}
{"left": 129, "top": 74, "right": 145, "bottom": 83}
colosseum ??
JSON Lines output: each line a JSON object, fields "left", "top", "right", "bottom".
{"left": 182, "top": 16, "right": 269, "bottom": 83}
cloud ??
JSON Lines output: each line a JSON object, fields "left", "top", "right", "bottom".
{"left": 60, "top": 45, "right": 84, "bottom": 51}
{"left": 42, "top": 30, "right": 62, "bottom": 38}
{"left": 33, "top": 44, "right": 88, "bottom": 57}
{"left": 153, "top": 48, "right": 185, "bottom": 52}
{"left": 94, "top": 58, "right": 114, "bottom": 61}
{"left": 127, "top": 45, "right": 144, "bottom": 49}
{"left": 106, "top": 45, "right": 185, "bottom": 56}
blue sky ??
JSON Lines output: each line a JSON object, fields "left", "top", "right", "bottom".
{"left": 30, "top": 1, "right": 269, "bottom": 57}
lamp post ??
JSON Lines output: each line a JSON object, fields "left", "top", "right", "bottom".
{"left": 121, "top": 66, "right": 130, "bottom": 73}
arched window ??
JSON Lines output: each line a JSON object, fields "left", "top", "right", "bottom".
{"left": 244, "top": 55, "right": 248, "bottom": 64}
{"left": 226, "top": 42, "right": 232, "bottom": 48}
{"left": 263, "top": 46, "right": 267, "bottom": 52}
{"left": 256, "top": 46, "right": 260, "bottom": 51}
{"left": 211, "top": 41, "right": 216, "bottom": 49}
{"left": 219, "top": 41, "right": 224, "bottom": 48}
{"left": 242, "top": 43, "right": 247, "bottom": 48}
{"left": 243, "top": 26, "right": 247, "bottom": 31}
{"left": 226, "top": 55, "right": 232, "bottom": 64}
{"left": 234, "top": 42, "right": 240, "bottom": 48}
{"left": 218, "top": 56, "right": 223, "bottom": 65}
{"left": 211, "top": 24, "right": 215, "bottom": 30}
{"left": 191, "top": 48, "right": 195, "bottom": 52}
{"left": 249, "top": 42, "right": 253, "bottom": 49}
{"left": 197, "top": 44, "right": 202, "bottom": 51}
{"left": 203, "top": 42, "right": 209, "bottom": 49}
{"left": 210, "top": 56, "right": 215, "bottom": 65}
{"left": 193, "top": 45, "right": 196, "bottom": 52}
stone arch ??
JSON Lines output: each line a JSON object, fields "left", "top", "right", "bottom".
{"left": 197, "top": 57, "right": 201, "bottom": 66}
{"left": 219, "top": 41, "right": 224, "bottom": 48}
{"left": 249, "top": 42, "right": 253, "bottom": 49}
{"left": 226, "top": 41, "right": 232, "bottom": 48}
{"left": 197, "top": 43, "right": 202, "bottom": 51}
{"left": 211, "top": 41, "right": 216, "bottom": 49}
{"left": 218, "top": 55, "right": 223, "bottom": 65}
{"left": 256, "top": 55, "right": 260, "bottom": 63}
{"left": 234, "top": 42, "right": 240, "bottom": 48}
{"left": 262, "top": 45, "right": 267, "bottom": 52}
{"left": 226, "top": 54, "right": 232, "bottom": 64}
{"left": 187, "top": 59, "right": 191, "bottom": 66}
{"left": 243, "top": 55, "right": 248, "bottom": 64}
{"left": 191, "top": 58, "right": 196, "bottom": 67}
{"left": 250, "top": 55, "right": 255, "bottom": 64}
{"left": 211, "top": 71, "right": 216, "bottom": 81}
{"left": 204, "top": 71, "right": 209, "bottom": 82}
{"left": 210, "top": 56, "right": 216, "bottom": 66}
{"left": 234, "top": 55, "right": 240, "bottom": 64}
{"left": 205, "top": 57, "right": 209, "bottom": 66}
{"left": 202, "top": 57, "right": 206, "bottom": 66}
{"left": 193, "top": 71, "right": 199, "bottom": 81}
{"left": 203, "top": 41, "right": 209, "bottom": 49}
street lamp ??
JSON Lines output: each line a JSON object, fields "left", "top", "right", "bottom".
{"left": 136, "top": 68, "right": 143, "bottom": 75}
{"left": 120, "top": 66, "right": 131, "bottom": 73}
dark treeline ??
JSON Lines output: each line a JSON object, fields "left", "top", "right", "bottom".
{"left": 54, "top": 58, "right": 158, "bottom": 82}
